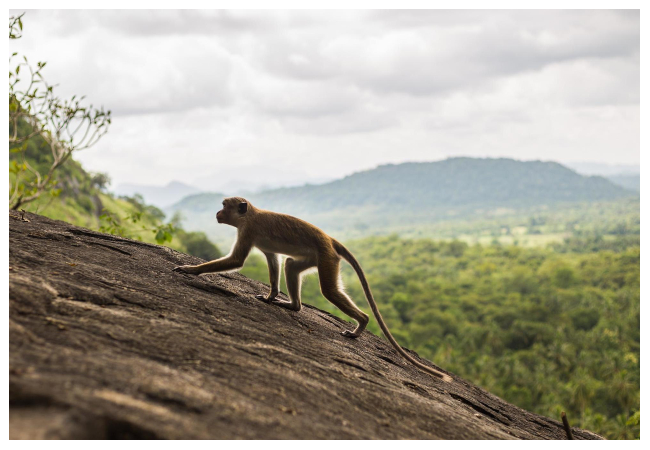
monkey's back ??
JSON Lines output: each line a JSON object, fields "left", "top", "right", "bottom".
{"left": 247, "top": 209, "right": 335, "bottom": 259}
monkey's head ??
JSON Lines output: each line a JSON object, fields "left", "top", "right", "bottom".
{"left": 216, "top": 197, "right": 250, "bottom": 227}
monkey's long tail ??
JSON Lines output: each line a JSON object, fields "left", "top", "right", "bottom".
{"left": 332, "top": 240, "right": 453, "bottom": 382}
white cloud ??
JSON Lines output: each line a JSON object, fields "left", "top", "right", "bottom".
{"left": 8, "top": 9, "right": 640, "bottom": 188}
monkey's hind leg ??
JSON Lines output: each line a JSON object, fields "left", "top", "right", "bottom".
{"left": 318, "top": 257, "right": 369, "bottom": 338}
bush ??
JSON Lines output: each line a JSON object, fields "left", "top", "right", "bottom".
{"left": 179, "top": 231, "right": 221, "bottom": 261}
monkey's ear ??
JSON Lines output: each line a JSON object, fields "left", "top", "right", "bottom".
{"left": 238, "top": 202, "right": 248, "bottom": 214}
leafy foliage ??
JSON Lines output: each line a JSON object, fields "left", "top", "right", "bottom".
{"left": 9, "top": 14, "right": 111, "bottom": 210}
{"left": 98, "top": 207, "right": 174, "bottom": 245}
{"left": 176, "top": 230, "right": 222, "bottom": 260}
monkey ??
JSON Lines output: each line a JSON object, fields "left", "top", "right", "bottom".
{"left": 173, "top": 197, "right": 452, "bottom": 382}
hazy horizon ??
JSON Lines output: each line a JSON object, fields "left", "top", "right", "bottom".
{"left": 9, "top": 10, "right": 640, "bottom": 189}
{"left": 114, "top": 156, "right": 640, "bottom": 195}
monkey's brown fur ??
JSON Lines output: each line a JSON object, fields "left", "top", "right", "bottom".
{"left": 173, "top": 197, "right": 452, "bottom": 382}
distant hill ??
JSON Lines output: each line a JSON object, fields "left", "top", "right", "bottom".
{"left": 606, "top": 174, "right": 640, "bottom": 192}
{"left": 565, "top": 161, "right": 639, "bottom": 176}
{"left": 114, "top": 181, "right": 200, "bottom": 208}
{"left": 563, "top": 161, "right": 640, "bottom": 193}
{"left": 168, "top": 158, "right": 635, "bottom": 243}
{"left": 249, "top": 158, "right": 632, "bottom": 213}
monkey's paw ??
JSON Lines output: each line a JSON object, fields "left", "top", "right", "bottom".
{"left": 173, "top": 265, "right": 199, "bottom": 275}
{"left": 255, "top": 293, "right": 278, "bottom": 302}
{"left": 341, "top": 330, "right": 360, "bottom": 339}
{"left": 262, "top": 298, "right": 301, "bottom": 311}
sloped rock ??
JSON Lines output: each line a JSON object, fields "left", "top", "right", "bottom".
{"left": 9, "top": 211, "right": 602, "bottom": 440}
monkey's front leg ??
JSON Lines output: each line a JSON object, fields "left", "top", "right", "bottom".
{"left": 172, "top": 265, "right": 203, "bottom": 275}
{"left": 173, "top": 238, "right": 252, "bottom": 275}
{"left": 172, "top": 255, "right": 245, "bottom": 275}
{"left": 255, "top": 252, "right": 280, "bottom": 302}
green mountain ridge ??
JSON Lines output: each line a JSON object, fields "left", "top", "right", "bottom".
{"left": 172, "top": 158, "right": 633, "bottom": 212}
{"left": 260, "top": 158, "right": 630, "bottom": 210}
{"left": 167, "top": 158, "right": 636, "bottom": 245}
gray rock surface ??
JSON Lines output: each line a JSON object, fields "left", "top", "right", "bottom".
{"left": 9, "top": 211, "right": 602, "bottom": 439}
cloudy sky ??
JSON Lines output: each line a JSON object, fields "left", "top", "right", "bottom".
{"left": 9, "top": 9, "right": 640, "bottom": 191}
